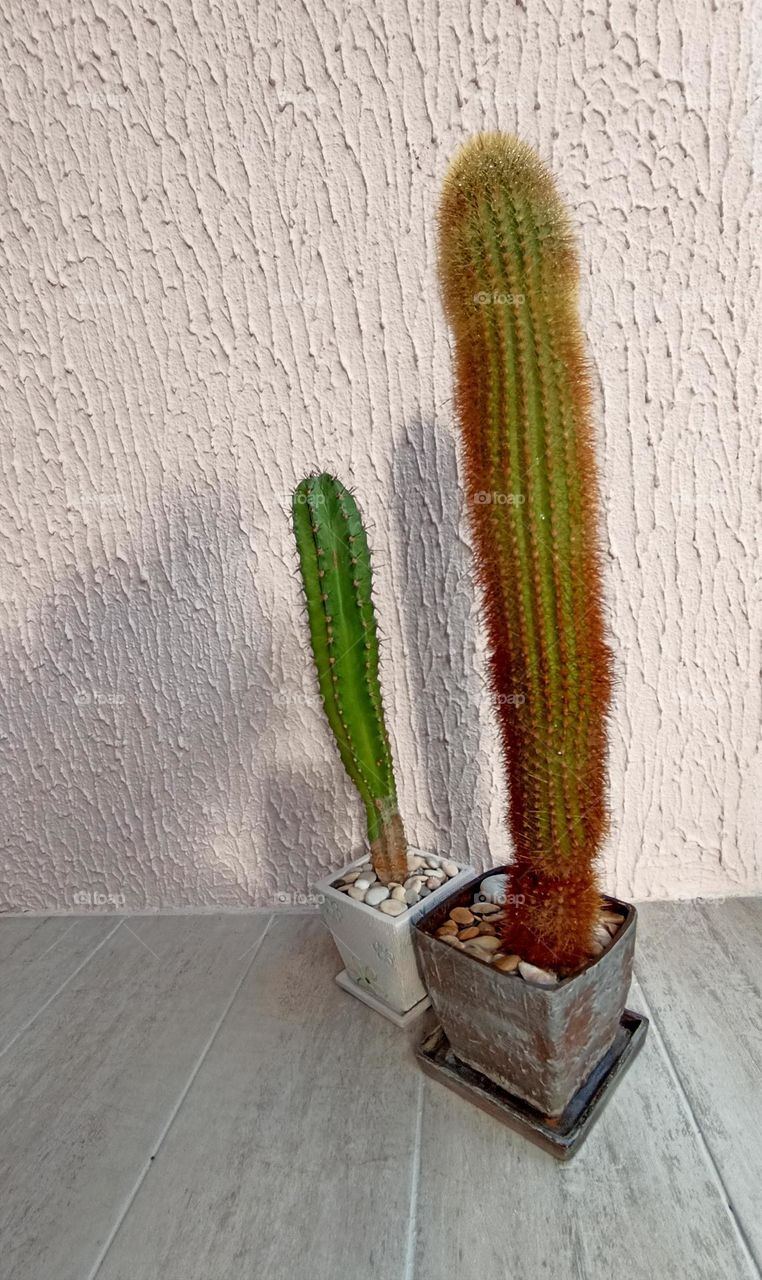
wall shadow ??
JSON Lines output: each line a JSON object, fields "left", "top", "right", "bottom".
{"left": 0, "top": 484, "right": 339, "bottom": 911}
{"left": 389, "top": 416, "right": 491, "bottom": 869}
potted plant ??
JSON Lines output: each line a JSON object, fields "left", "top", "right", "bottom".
{"left": 412, "top": 134, "right": 646, "bottom": 1145}
{"left": 292, "top": 472, "right": 472, "bottom": 1025}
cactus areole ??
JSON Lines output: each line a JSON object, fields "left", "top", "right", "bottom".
{"left": 292, "top": 473, "right": 408, "bottom": 885}
{"left": 438, "top": 134, "right": 613, "bottom": 971}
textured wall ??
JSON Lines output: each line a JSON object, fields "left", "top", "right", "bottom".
{"left": 0, "top": 0, "right": 759, "bottom": 912}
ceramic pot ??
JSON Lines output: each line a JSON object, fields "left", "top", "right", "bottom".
{"left": 413, "top": 866, "right": 636, "bottom": 1115}
{"left": 315, "top": 848, "right": 474, "bottom": 1023}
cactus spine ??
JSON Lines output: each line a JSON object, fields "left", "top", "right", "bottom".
{"left": 438, "top": 134, "right": 612, "bottom": 971}
{"left": 292, "top": 473, "right": 408, "bottom": 885}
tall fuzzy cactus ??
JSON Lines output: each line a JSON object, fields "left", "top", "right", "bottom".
{"left": 292, "top": 473, "right": 408, "bottom": 885}
{"left": 438, "top": 134, "right": 612, "bottom": 971}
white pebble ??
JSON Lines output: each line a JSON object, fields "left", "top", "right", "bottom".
{"left": 475, "top": 874, "right": 509, "bottom": 905}
{"left": 354, "top": 877, "right": 372, "bottom": 892}
{"left": 463, "top": 942, "right": 490, "bottom": 959}
{"left": 390, "top": 886, "right": 407, "bottom": 902}
{"left": 518, "top": 961, "right": 558, "bottom": 987}
{"left": 442, "top": 860, "right": 460, "bottom": 878}
{"left": 407, "top": 855, "right": 425, "bottom": 871}
{"left": 404, "top": 876, "right": 424, "bottom": 893}
{"left": 347, "top": 886, "right": 366, "bottom": 901}
{"left": 364, "top": 885, "right": 390, "bottom": 907}
{"left": 379, "top": 898, "right": 407, "bottom": 916}
{"left": 405, "top": 889, "right": 420, "bottom": 907}
{"left": 339, "top": 871, "right": 361, "bottom": 884}
{"left": 426, "top": 876, "right": 444, "bottom": 891}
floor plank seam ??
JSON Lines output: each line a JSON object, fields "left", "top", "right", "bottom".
{"left": 35, "top": 917, "right": 80, "bottom": 959}
{"left": 634, "top": 968, "right": 762, "bottom": 1279}
{"left": 403, "top": 1071, "right": 425, "bottom": 1280}
{"left": 0, "top": 917, "right": 125, "bottom": 1060}
{"left": 86, "top": 914, "right": 275, "bottom": 1280}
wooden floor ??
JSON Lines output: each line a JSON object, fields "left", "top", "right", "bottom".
{"left": 1, "top": 902, "right": 761, "bottom": 1280}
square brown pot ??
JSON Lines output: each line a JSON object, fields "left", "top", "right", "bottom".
{"left": 413, "top": 866, "right": 637, "bottom": 1117}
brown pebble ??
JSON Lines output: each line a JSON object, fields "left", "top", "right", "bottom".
{"left": 442, "top": 935, "right": 464, "bottom": 949}
{"left": 436, "top": 922, "right": 458, "bottom": 937}
{"left": 493, "top": 953, "right": 521, "bottom": 973}
{"left": 470, "top": 935, "right": 501, "bottom": 952}
{"left": 450, "top": 907, "right": 475, "bottom": 925}
{"left": 600, "top": 910, "right": 625, "bottom": 925}
{"left": 470, "top": 902, "right": 501, "bottom": 916}
{"left": 458, "top": 926, "right": 479, "bottom": 941}
{"left": 477, "top": 922, "right": 497, "bottom": 936}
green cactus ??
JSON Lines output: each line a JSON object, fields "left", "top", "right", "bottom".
{"left": 292, "top": 473, "right": 408, "bottom": 885}
{"left": 438, "top": 134, "right": 612, "bottom": 971}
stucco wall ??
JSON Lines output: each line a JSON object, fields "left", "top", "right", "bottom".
{"left": 0, "top": 0, "right": 759, "bottom": 911}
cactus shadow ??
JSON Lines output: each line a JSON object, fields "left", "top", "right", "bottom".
{"left": 0, "top": 485, "right": 333, "bottom": 911}
{"left": 389, "top": 417, "right": 490, "bottom": 869}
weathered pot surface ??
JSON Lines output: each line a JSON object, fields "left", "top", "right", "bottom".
{"left": 413, "top": 866, "right": 637, "bottom": 1116}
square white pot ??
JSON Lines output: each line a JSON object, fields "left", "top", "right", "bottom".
{"left": 315, "top": 847, "right": 474, "bottom": 1022}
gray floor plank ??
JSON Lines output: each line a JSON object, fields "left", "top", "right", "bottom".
{"left": 0, "top": 916, "right": 63, "bottom": 961}
{"left": 412, "top": 977, "right": 757, "bottom": 1280}
{"left": 0, "top": 914, "right": 271, "bottom": 1280}
{"left": 635, "top": 897, "right": 762, "bottom": 1267}
{"left": 95, "top": 916, "right": 422, "bottom": 1280}
{"left": 0, "top": 916, "right": 122, "bottom": 1052}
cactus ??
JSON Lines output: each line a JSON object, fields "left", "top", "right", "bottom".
{"left": 292, "top": 473, "right": 408, "bottom": 885}
{"left": 438, "top": 134, "right": 612, "bottom": 971}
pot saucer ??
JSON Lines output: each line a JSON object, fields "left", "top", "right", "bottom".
{"left": 417, "top": 1010, "right": 648, "bottom": 1160}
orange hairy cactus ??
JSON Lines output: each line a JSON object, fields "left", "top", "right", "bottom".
{"left": 438, "top": 134, "right": 612, "bottom": 971}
